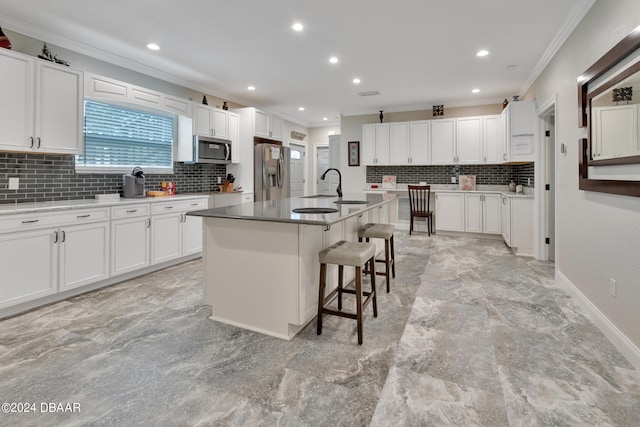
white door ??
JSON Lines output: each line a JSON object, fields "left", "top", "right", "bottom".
{"left": 290, "top": 143, "right": 306, "bottom": 198}
{"left": 456, "top": 117, "right": 482, "bottom": 164}
{"left": 59, "top": 221, "right": 110, "bottom": 291}
{"left": 183, "top": 215, "right": 203, "bottom": 256}
{"left": 464, "top": 193, "right": 483, "bottom": 233}
{"left": 545, "top": 112, "right": 556, "bottom": 261}
{"left": 482, "top": 194, "right": 502, "bottom": 234}
{"left": 111, "top": 216, "right": 150, "bottom": 275}
{"left": 0, "top": 50, "right": 33, "bottom": 151}
{"left": 151, "top": 213, "right": 182, "bottom": 265}
{"left": 431, "top": 119, "right": 456, "bottom": 164}
{"left": 316, "top": 146, "right": 332, "bottom": 195}
{"left": 435, "top": 192, "right": 465, "bottom": 231}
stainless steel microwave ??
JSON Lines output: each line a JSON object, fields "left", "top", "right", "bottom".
{"left": 193, "top": 135, "right": 231, "bottom": 164}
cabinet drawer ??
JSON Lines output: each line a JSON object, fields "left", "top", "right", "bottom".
{"left": 111, "top": 203, "right": 150, "bottom": 219}
{"left": 0, "top": 208, "right": 109, "bottom": 233}
{"left": 151, "top": 199, "right": 207, "bottom": 214}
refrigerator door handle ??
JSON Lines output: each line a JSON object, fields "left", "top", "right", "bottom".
{"left": 277, "top": 158, "right": 282, "bottom": 188}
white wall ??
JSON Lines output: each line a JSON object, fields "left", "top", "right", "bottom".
{"left": 526, "top": 0, "right": 640, "bottom": 349}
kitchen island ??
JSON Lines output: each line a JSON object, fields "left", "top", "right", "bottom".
{"left": 187, "top": 193, "right": 397, "bottom": 340}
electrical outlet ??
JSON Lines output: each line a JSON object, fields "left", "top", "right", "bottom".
{"left": 8, "top": 177, "right": 19, "bottom": 190}
{"left": 451, "top": 176, "right": 456, "bottom": 184}
{"left": 609, "top": 278, "right": 616, "bottom": 298}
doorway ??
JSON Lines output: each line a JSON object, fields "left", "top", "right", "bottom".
{"left": 289, "top": 143, "right": 306, "bottom": 198}
{"left": 544, "top": 111, "right": 556, "bottom": 261}
{"left": 316, "top": 146, "right": 332, "bottom": 195}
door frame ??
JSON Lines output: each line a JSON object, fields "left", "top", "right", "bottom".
{"left": 535, "top": 94, "right": 558, "bottom": 263}
{"left": 314, "top": 143, "right": 329, "bottom": 195}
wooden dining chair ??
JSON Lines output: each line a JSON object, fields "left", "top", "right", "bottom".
{"left": 408, "top": 185, "right": 433, "bottom": 236}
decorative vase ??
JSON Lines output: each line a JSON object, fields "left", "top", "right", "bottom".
{"left": 222, "top": 101, "right": 228, "bottom": 110}
{"left": 0, "top": 26, "right": 12, "bottom": 50}
{"left": 502, "top": 99, "right": 509, "bottom": 110}
{"left": 202, "top": 96, "right": 208, "bottom": 105}
{"left": 379, "top": 110, "right": 384, "bottom": 123}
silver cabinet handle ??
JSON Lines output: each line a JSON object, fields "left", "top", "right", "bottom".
{"left": 61, "top": 230, "right": 66, "bottom": 243}
{"left": 77, "top": 214, "right": 91, "bottom": 218}
{"left": 36, "top": 137, "right": 41, "bottom": 149}
{"left": 22, "top": 219, "right": 39, "bottom": 224}
{"left": 147, "top": 218, "right": 151, "bottom": 228}
{"left": 126, "top": 209, "right": 138, "bottom": 213}
{"left": 29, "top": 137, "right": 34, "bottom": 148}
{"left": 53, "top": 231, "right": 58, "bottom": 243}
{"left": 191, "top": 203, "right": 198, "bottom": 206}
{"left": 164, "top": 206, "right": 174, "bottom": 209}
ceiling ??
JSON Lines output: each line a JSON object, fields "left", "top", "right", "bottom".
{"left": 0, "top": 0, "right": 595, "bottom": 127}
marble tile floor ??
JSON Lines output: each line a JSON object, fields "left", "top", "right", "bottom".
{"left": 0, "top": 233, "right": 638, "bottom": 426}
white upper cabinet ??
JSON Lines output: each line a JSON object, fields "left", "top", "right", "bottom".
{"left": 362, "top": 123, "right": 390, "bottom": 165}
{"left": 194, "top": 104, "right": 229, "bottom": 139}
{"left": 389, "top": 122, "right": 410, "bottom": 164}
{"left": 254, "top": 109, "right": 283, "bottom": 141}
{"left": 409, "top": 120, "right": 430, "bottom": 164}
{"left": 431, "top": 119, "right": 456, "bottom": 164}
{"left": 591, "top": 104, "right": 638, "bottom": 159}
{"left": 502, "top": 100, "right": 536, "bottom": 162}
{"left": 0, "top": 49, "right": 83, "bottom": 154}
{"left": 483, "top": 115, "right": 502, "bottom": 164}
{"left": 228, "top": 112, "right": 240, "bottom": 163}
{"left": 456, "top": 117, "right": 483, "bottom": 164}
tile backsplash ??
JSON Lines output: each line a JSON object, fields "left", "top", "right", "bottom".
{"left": 0, "top": 152, "right": 226, "bottom": 204}
{"left": 367, "top": 163, "right": 535, "bottom": 186}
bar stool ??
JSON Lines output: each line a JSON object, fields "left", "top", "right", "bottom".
{"left": 358, "top": 223, "right": 395, "bottom": 293}
{"left": 317, "top": 240, "right": 377, "bottom": 345}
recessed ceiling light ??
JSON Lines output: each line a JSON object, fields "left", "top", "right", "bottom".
{"left": 147, "top": 43, "right": 160, "bottom": 51}
{"left": 329, "top": 57, "right": 339, "bottom": 64}
{"left": 323, "top": 117, "right": 328, "bottom": 121}
{"left": 476, "top": 50, "right": 489, "bottom": 57}
{"left": 298, "top": 107, "right": 305, "bottom": 111}
{"left": 472, "top": 88, "right": 480, "bottom": 93}
{"left": 353, "top": 78, "right": 361, "bottom": 84}
{"left": 292, "top": 23, "right": 304, "bottom": 31}
{"left": 247, "top": 85, "right": 256, "bottom": 91}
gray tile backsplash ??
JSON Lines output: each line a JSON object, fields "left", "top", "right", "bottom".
{"left": 367, "top": 163, "right": 534, "bottom": 186}
{"left": 0, "top": 152, "right": 227, "bottom": 204}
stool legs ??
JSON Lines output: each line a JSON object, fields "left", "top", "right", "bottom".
{"left": 316, "top": 255, "right": 377, "bottom": 345}
{"left": 390, "top": 234, "right": 396, "bottom": 279}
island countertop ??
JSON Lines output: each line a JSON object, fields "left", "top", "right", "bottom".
{"left": 187, "top": 192, "right": 396, "bottom": 226}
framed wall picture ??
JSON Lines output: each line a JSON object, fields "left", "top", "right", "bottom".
{"left": 348, "top": 141, "right": 360, "bottom": 166}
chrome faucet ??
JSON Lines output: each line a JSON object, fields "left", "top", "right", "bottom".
{"left": 320, "top": 168, "right": 342, "bottom": 198}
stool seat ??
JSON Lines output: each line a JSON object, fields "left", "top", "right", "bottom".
{"left": 319, "top": 240, "right": 376, "bottom": 267}
{"left": 358, "top": 223, "right": 394, "bottom": 240}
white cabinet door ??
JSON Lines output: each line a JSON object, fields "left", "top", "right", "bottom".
{"left": 362, "top": 124, "right": 377, "bottom": 165}
{"left": 212, "top": 109, "right": 228, "bottom": 138}
{"left": 456, "top": 117, "right": 482, "bottom": 164}
{"left": 483, "top": 115, "right": 502, "bottom": 164}
{"left": 501, "top": 196, "right": 511, "bottom": 246}
{"left": 111, "top": 216, "right": 150, "bottom": 275}
{"left": 0, "top": 49, "right": 33, "bottom": 151}
{"left": 254, "top": 110, "right": 270, "bottom": 138}
{"left": 228, "top": 112, "right": 240, "bottom": 163}
{"left": 409, "top": 120, "right": 430, "bottom": 164}
{"left": 194, "top": 104, "right": 213, "bottom": 137}
{"left": 592, "top": 104, "right": 637, "bottom": 159}
{"left": 376, "top": 123, "right": 390, "bottom": 164}
{"left": 390, "top": 122, "right": 410, "bottom": 164}
{"left": 464, "top": 193, "right": 483, "bottom": 233}
{"left": 483, "top": 194, "right": 501, "bottom": 234}
{"left": 59, "top": 221, "right": 110, "bottom": 291}
{"left": 431, "top": 119, "right": 456, "bottom": 164}
{"left": 510, "top": 198, "right": 534, "bottom": 254}
{"left": 435, "top": 192, "right": 465, "bottom": 231}
{"left": 151, "top": 213, "right": 182, "bottom": 265}
{"left": 270, "top": 115, "right": 283, "bottom": 140}
{"left": 505, "top": 100, "right": 535, "bottom": 162}
{"left": 183, "top": 215, "right": 203, "bottom": 256}
{"left": 35, "top": 62, "right": 83, "bottom": 154}
{"left": 0, "top": 228, "right": 58, "bottom": 309}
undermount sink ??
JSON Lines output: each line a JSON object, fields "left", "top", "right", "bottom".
{"left": 301, "top": 195, "right": 335, "bottom": 198}
{"left": 333, "top": 200, "right": 369, "bottom": 204}
{"left": 292, "top": 207, "right": 339, "bottom": 214}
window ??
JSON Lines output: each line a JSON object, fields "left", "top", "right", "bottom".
{"left": 76, "top": 100, "right": 175, "bottom": 173}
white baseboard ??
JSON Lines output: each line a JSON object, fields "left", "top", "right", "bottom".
{"left": 556, "top": 271, "right": 640, "bottom": 371}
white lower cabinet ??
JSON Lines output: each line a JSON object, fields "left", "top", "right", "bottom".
{"left": 150, "top": 198, "right": 208, "bottom": 265}
{"left": 435, "top": 192, "right": 465, "bottom": 232}
{"left": 0, "top": 228, "right": 58, "bottom": 309}
{"left": 111, "top": 204, "right": 150, "bottom": 275}
{"left": 464, "top": 193, "right": 501, "bottom": 234}
{"left": 501, "top": 196, "right": 511, "bottom": 246}
{"left": 501, "top": 196, "right": 533, "bottom": 256}
{"left": 59, "top": 221, "right": 110, "bottom": 291}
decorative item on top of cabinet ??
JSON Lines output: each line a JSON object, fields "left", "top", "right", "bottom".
{"left": 37, "top": 43, "right": 69, "bottom": 66}
{"left": 0, "top": 25, "right": 11, "bottom": 49}
{"left": 222, "top": 101, "right": 228, "bottom": 110}
{"left": 502, "top": 99, "right": 509, "bottom": 110}
{"left": 202, "top": 96, "right": 208, "bottom": 105}
{"left": 379, "top": 110, "right": 384, "bottom": 123}
{"left": 433, "top": 104, "right": 444, "bottom": 117}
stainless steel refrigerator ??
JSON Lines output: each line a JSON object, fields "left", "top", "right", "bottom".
{"left": 254, "top": 143, "right": 290, "bottom": 202}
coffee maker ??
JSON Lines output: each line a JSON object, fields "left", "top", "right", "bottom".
{"left": 123, "top": 167, "right": 146, "bottom": 198}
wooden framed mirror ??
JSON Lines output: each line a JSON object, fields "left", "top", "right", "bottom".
{"left": 578, "top": 25, "right": 640, "bottom": 197}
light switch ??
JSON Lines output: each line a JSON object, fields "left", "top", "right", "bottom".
{"left": 8, "top": 177, "right": 19, "bottom": 190}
